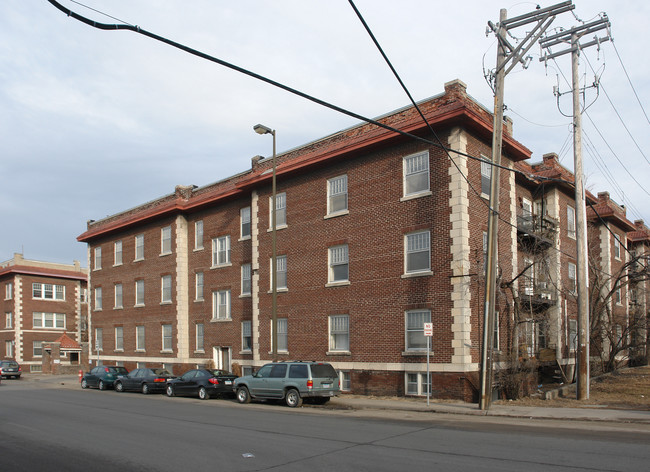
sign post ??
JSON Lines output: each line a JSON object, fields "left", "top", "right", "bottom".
{"left": 423, "top": 322, "right": 433, "bottom": 406}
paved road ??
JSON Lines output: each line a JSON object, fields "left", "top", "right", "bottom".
{"left": 1, "top": 379, "right": 649, "bottom": 471}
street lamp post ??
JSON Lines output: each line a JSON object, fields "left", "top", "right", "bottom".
{"left": 253, "top": 124, "right": 277, "bottom": 362}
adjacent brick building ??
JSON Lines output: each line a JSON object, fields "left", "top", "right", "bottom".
{"left": 0, "top": 253, "right": 88, "bottom": 372}
{"left": 77, "top": 79, "right": 647, "bottom": 400}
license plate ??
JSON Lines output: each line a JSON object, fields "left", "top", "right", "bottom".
{"left": 225, "top": 380, "right": 232, "bottom": 385}
{"left": 322, "top": 383, "right": 332, "bottom": 388}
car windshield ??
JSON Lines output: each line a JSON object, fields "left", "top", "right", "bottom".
{"left": 109, "top": 367, "right": 128, "bottom": 374}
{"left": 311, "top": 364, "right": 337, "bottom": 378}
{"left": 3, "top": 361, "right": 19, "bottom": 368}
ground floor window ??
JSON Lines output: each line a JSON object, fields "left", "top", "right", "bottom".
{"left": 339, "top": 371, "right": 351, "bottom": 391}
{"left": 405, "top": 372, "right": 431, "bottom": 396}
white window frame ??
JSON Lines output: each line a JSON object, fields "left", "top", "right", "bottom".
{"left": 33, "top": 312, "right": 66, "bottom": 329}
{"left": 195, "top": 220, "right": 204, "bottom": 250}
{"left": 242, "top": 320, "right": 252, "bottom": 352}
{"left": 115, "top": 326, "right": 124, "bottom": 351}
{"left": 33, "top": 283, "right": 65, "bottom": 301}
{"left": 269, "top": 192, "right": 287, "bottom": 228}
{"left": 94, "top": 246, "right": 102, "bottom": 270}
{"left": 114, "top": 283, "right": 123, "bottom": 309}
{"left": 162, "top": 324, "right": 173, "bottom": 352}
{"left": 568, "top": 262, "right": 576, "bottom": 294}
{"left": 405, "top": 372, "right": 432, "bottom": 396}
{"left": 94, "top": 287, "right": 102, "bottom": 311}
{"left": 327, "top": 175, "right": 348, "bottom": 216}
{"left": 5, "top": 340, "right": 13, "bottom": 358}
{"left": 33, "top": 341, "right": 43, "bottom": 357}
{"left": 161, "top": 226, "right": 172, "bottom": 255}
{"left": 95, "top": 327, "right": 103, "bottom": 351}
{"left": 270, "top": 255, "right": 287, "bottom": 290}
{"left": 274, "top": 318, "right": 288, "bottom": 352}
{"left": 135, "top": 234, "right": 145, "bottom": 261}
{"left": 339, "top": 371, "right": 351, "bottom": 391}
{"left": 114, "top": 240, "right": 123, "bottom": 266}
{"left": 405, "top": 309, "right": 431, "bottom": 351}
{"left": 329, "top": 314, "right": 350, "bottom": 352}
{"left": 5, "top": 282, "right": 12, "bottom": 300}
{"left": 403, "top": 151, "right": 430, "bottom": 198}
{"left": 480, "top": 157, "right": 492, "bottom": 197}
{"left": 5, "top": 312, "right": 12, "bottom": 328}
{"left": 136, "top": 325, "right": 145, "bottom": 351}
{"left": 161, "top": 275, "right": 172, "bottom": 304}
{"left": 567, "top": 206, "right": 576, "bottom": 239}
{"left": 195, "top": 323, "right": 204, "bottom": 352}
{"left": 404, "top": 230, "right": 431, "bottom": 275}
{"left": 212, "top": 290, "right": 231, "bottom": 320}
{"left": 195, "top": 272, "right": 204, "bottom": 301}
{"left": 614, "top": 234, "right": 621, "bottom": 260}
{"left": 212, "top": 236, "right": 231, "bottom": 267}
{"left": 328, "top": 245, "right": 349, "bottom": 284}
{"left": 240, "top": 207, "right": 251, "bottom": 239}
{"left": 241, "top": 263, "right": 252, "bottom": 296}
{"left": 135, "top": 280, "right": 145, "bottom": 307}
{"left": 569, "top": 319, "right": 577, "bottom": 352}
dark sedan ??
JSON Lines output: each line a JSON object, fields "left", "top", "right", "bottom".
{"left": 166, "top": 369, "right": 237, "bottom": 400}
{"left": 81, "top": 365, "right": 129, "bottom": 390}
{"left": 0, "top": 360, "right": 22, "bottom": 379}
{"left": 114, "top": 368, "right": 175, "bottom": 394}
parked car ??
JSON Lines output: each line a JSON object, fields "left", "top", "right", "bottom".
{"left": 0, "top": 360, "right": 22, "bottom": 379}
{"left": 81, "top": 365, "right": 129, "bottom": 390}
{"left": 233, "top": 361, "right": 340, "bottom": 407}
{"left": 114, "top": 368, "right": 175, "bottom": 394}
{"left": 166, "top": 369, "right": 237, "bottom": 400}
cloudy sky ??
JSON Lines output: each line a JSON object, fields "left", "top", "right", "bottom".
{"left": 1, "top": 0, "right": 648, "bottom": 266}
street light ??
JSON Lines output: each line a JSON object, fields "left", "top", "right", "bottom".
{"left": 253, "top": 123, "right": 277, "bottom": 362}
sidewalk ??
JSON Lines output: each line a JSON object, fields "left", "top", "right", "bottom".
{"left": 18, "top": 373, "right": 650, "bottom": 424}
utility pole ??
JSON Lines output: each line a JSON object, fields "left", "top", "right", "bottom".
{"left": 539, "top": 15, "right": 611, "bottom": 400}
{"left": 480, "top": 1, "right": 574, "bottom": 411}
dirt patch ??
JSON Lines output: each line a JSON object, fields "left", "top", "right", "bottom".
{"left": 494, "top": 365, "right": 650, "bottom": 410}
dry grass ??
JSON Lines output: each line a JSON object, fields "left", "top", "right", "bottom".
{"left": 496, "top": 365, "right": 650, "bottom": 410}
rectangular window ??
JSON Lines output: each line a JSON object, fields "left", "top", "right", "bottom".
{"left": 568, "top": 262, "right": 576, "bottom": 294}
{"left": 339, "top": 371, "right": 351, "bottom": 391}
{"left": 481, "top": 158, "right": 492, "bottom": 196}
{"left": 614, "top": 235, "right": 621, "bottom": 260}
{"left": 328, "top": 245, "right": 349, "bottom": 283}
{"left": 115, "top": 327, "right": 124, "bottom": 351}
{"left": 5, "top": 340, "right": 13, "bottom": 358}
{"left": 406, "top": 310, "right": 431, "bottom": 351}
{"left": 94, "top": 287, "right": 102, "bottom": 311}
{"left": 195, "top": 220, "right": 204, "bottom": 250}
{"left": 196, "top": 323, "right": 204, "bottom": 352}
{"left": 329, "top": 315, "right": 350, "bottom": 352}
{"left": 615, "top": 285, "right": 622, "bottom": 305}
{"left": 95, "top": 328, "right": 103, "bottom": 351}
{"left": 327, "top": 175, "right": 348, "bottom": 214}
{"left": 135, "top": 280, "right": 145, "bottom": 306}
{"left": 33, "top": 312, "right": 66, "bottom": 329}
{"left": 567, "top": 206, "right": 576, "bottom": 239}
{"left": 114, "top": 240, "right": 123, "bottom": 266}
{"left": 32, "top": 283, "right": 65, "bottom": 301}
{"left": 94, "top": 246, "right": 102, "bottom": 270}
{"left": 161, "top": 275, "right": 172, "bottom": 303}
{"left": 162, "top": 324, "right": 173, "bottom": 352}
{"left": 242, "top": 320, "right": 252, "bottom": 351}
{"left": 33, "top": 341, "right": 43, "bottom": 357}
{"left": 493, "top": 312, "right": 500, "bottom": 351}
{"left": 136, "top": 325, "right": 145, "bottom": 351}
{"left": 405, "top": 231, "right": 431, "bottom": 274}
{"left": 213, "top": 290, "right": 231, "bottom": 320}
{"left": 161, "top": 226, "right": 172, "bottom": 255}
{"left": 5, "top": 312, "right": 12, "bottom": 328}
{"left": 212, "top": 236, "right": 231, "bottom": 266}
{"left": 406, "top": 373, "right": 431, "bottom": 396}
{"left": 277, "top": 318, "right": 288, "bottom": 352}
{"left": 403, "top": 151, "right": 430, "bottom": 196}
{"left": 114, "top": 283, "right": 123, "bottom": 309}
{"left": 80, "top": 288, "right": 87, "bottom": 304}
{"left": 271, "top": 255, "right": 287, "bottom": 290}
{"left": 482, "top": 231, "right": 488, "bottom": 275}
{"left": 241, "top": 207, "right": 251, "bottom": 238}
{"left": 195, "top": 272, "right": 204, "bottom": 301}
{"left": 241, "top": 264, "right": 252, "bottom": 296}
{"left": 6, "top": 282, "right": 13, "bottom": 300}
{"left": 270, "top": 192, "right": 287, "bottom": 228}
{"left": 135, "top": 234, "right": 145, "bottom": 260}
{"left": 569, "top": 319, "right": 577, "bottom": 352}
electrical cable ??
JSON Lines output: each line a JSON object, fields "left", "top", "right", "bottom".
{"left": 611, "top": 40, "right": 650, "bottom": 127}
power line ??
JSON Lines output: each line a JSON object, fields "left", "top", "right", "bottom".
{"left": 611, "top": 40, "right": 650, "bottom": 127}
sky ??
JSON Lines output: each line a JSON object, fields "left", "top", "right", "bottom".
{"left": 1, "top": 0, "right": 648, "bottom": 266}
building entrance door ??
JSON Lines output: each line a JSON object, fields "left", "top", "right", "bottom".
{"left": 213, "top": 346, "right": 231, "bottom": 371}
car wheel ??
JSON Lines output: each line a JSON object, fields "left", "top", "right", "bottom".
{"left": 166, "top": 384, "right": 174, "bottom": 397}
{"left": 285, "top": 388, "right": 303, "bottom": 408}
{"left": 115, "top": 381, "right": 124, "bottom": 393}
{"left": 81, "top": 379, "right": 88, "bottom": 389}
{"left": 98, "top": 380, "right": 106, "bottom": 391}
{"left": 236, "top": 386, "right": 251, "bottom": 404}
{"left": 142, "top": 383, "right": 150, "bottom": 395}
{"left": 198, "top": 386, "right": 210, "bottom": 400}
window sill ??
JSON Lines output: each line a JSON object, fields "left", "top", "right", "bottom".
{"left": 401, "top": 270, "right": 433, "bottom": 279}
{"left": 325, "top": 281, "right": 350, "bottom": 288}
{"left": 268, "top": 351, "right": 289, "bottom": 355}
{"left": 194, "top": 298, "right": 204, "bottom": 303}
{"left": 324, "top": 210, "right": 349, "bottom": 220}
{"left": 114, "top": 349, "right": 124, "bottom": 353}
{"left": 267, "top": 224, "right": 288, "bottom": 233}
{"left": 239, "top": 294, "right": 252, "bottom": 299}
{"left": 160, "top": 350, "right": 174, "bottom": 354}
{"left": 133, "top": 258, "right": 144, "bottom": 263}
{"left": 326, "top": 351, "right": 351, "bottom": 356}
{"left": 160, "top": 301, "right": 173, "bottom": 305}
{"left": 193, "top": 247, "right": 204, "bottom": 252}
{"left": 194, "top": 350, "right": 205, "bottom": 354}
{"left": 267, "top": 288, "right": 288, "bottom": 294}
{"left": 402, "top": 350, "right": 431, "bottom": 356}
{"left": 239, "top": 235, "right": 252, "bottom": 242}
{"left": 134, "top": 304, "right": 145, "bottom": 308}
{"left": 210, "top": 317, "right": 232, "bottom": 323}
{"left": 239, "top": 350, "right": 252, "bottom": 355}
{"left": 135, "top": 349, "right": 146, "bottom": 353}
{"left": 159, "top": 252, "right": 172, "bottom": 257}
{"left": 211, "top": 263, "right": 233, "bottom": 269}
{"left": 400, "top": 191, "right": 432, "bottom": 202}
{"left": 113, "top": 263, "right": 123, "bottom": 268}
{"left": 114, "top": 307, "right": 123, "bottom": 310}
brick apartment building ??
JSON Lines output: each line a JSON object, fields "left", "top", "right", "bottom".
{"left": 0, "top": 253, "right": 88, "bottom": 372}
{"left": 77, "top": 79, "right": 648, "bottom": 400}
